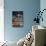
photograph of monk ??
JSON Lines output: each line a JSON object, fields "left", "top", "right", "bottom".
{"left": 12, "top": 11, "right": 24, "bottom": 27}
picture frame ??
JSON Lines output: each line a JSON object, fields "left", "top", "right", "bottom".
{"left": 12, "top": 11, "right": 24, "bottom": 27}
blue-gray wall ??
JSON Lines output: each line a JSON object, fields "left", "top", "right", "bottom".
{"left": 4, "top": 0, "right": 40, "bottom": 42}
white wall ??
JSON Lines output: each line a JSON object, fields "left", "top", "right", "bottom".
{"left": 0, "top": 0, "right": 4, "bottom": 42}
{"left": 40, "top": 0, "right": 46, "bottom": 45}
{"left": 40, "top": 0, "right": 46, "bottom": 27}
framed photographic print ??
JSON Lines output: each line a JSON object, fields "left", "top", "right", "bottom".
{"left": 12, "top": 11, "right": 24, "bottom": 27}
